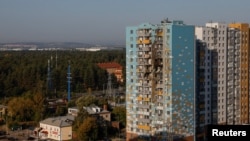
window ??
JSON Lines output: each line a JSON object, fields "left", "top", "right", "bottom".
{"left": 130, "top": 44, "right": 133, "bottom": 48}
{"left": 130, "top": 30, "right": 133, "bottom": 34}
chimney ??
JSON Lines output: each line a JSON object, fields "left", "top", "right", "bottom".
{"left": 103, "top": 104, "right": 108, "bottom": 111}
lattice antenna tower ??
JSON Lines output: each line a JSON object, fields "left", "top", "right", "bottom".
{"left": 47, "top": 59, "right": 52, "bottom": 91}
{"left": 67, "top": 60, "right": 72, "bottom": 101}
{"left": 106, "top": 73, "right": 113, "bottom": 98}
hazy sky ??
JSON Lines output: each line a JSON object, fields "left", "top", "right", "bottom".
{"left": 0, "top": 0, "right": 250, "bottom": 45}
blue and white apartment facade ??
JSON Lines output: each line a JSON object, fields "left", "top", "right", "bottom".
{"left": 126, "top": 19, "right": 196, "bottom": 141}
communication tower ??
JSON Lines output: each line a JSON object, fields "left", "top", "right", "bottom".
{"left": 67, "top": 61, "right": 72, "bottom": 101}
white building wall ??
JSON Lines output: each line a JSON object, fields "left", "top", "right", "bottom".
{"left": 40, "top": 123, "right": 61, "bottom": 140}
{"left": 195, "top": 26, "right": 213, "bottom": 125}
{"left": 206, "top": 23, "right": 228, "bottom": 124}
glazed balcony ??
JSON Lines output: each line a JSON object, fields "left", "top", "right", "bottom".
{"left": 137, "top": 39, "right": 151, "bottom": 44}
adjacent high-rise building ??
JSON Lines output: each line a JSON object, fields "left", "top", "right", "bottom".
{"left": 195, "top": 23, "right": 241, "bottom": 136}
{"left": 126, "top": 19, "right": 196, "bottom": 141}
{"left": 226, "top": 26, "right": 241, "bottom": 125}
{"left": 228, "top": 23, "right": 250, "bottom": 124}
{"left": 195, "top": 22, "right": 250, "bottom": 140}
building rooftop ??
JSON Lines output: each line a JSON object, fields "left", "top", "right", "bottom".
{"left": 40, "top": 115, "right": 75, "bottom": 127}
{"left": 97, "top": 62, "right": 122, "bottom": 69}
{"left": 83, "top": 104, "right": 110, "bottom": 115}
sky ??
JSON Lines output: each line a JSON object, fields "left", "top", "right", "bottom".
{"left": 0, "top": 0, "right": 250, "bottom": 45}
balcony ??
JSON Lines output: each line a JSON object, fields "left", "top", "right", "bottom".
{"left": 143, "top": 97, "right": 150, "bottom": 102}
{"left": 137, "top": 39, "right": 151, "bottom": 44}
{"left": 156, "top": 84, "right": 163, "bottom": 88}
{"left": 234, "top": 51, "right": 240, "bottom": 55}
{"left": 227, "top": 63, "right": 233, "bottom": 68}
{"left": 157, "top": 32, "right": 163, "bottom": 36}
{"left": 137, "top": 32, "right": 151, "bottom": 37}
{"left": 155, "top": 39, "right": 163, "bottom": 44}
{"left": 142, "top": 47, "right": 150, "bottom": 51}
{"left": 137, "top": 96, "right": 143, "bottom": 101}
{"left": 228, "top": 69, "right": 234, "bottom": 74}
{"left": 228, "top": 52, "right": 234, "bottom": 56}
{"left": 138, "top": 61, "right": 147, "bottom": 65}
{"left": 227, "top": 75, "right": 233, "bottom": 81}
{"left": 158, "top": 90, "right": 163, "bottom": 95}
{"left": 228, "top": 46, "right": 234, "bottom": 50}
{"left": 156, "top": 106, "right": 164, "bottom": 110}
{"left": 234, "top": 81, "right": 240, "bottom": 86}
{"left": 137, "top": 104, "right": 150, "bottom": 109}
{"left": 137, "top": 125, "right": 151, "bottom": 130}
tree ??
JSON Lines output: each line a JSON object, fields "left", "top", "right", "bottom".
{"left": 7, "top": 97, "right": 34, "bottom": 122}
{"left": 112, "top": 106, "right": 126, "bottom": 128}
{"left": 32, "top": 92, "right": 45, "bottom": 122}
{"left": 77, "top": 117, "right": 98, "bottom": 141}
{"left": 75, "top": 94, "right": 98, "bottom": 108}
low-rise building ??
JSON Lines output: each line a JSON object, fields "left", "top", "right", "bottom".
{"left": 97, "top": 62, "right": 123, "bottom": 83}
{"left": 39, "top": 115, "right": 74, "bottom": 141}
{"left": 67, "top": 107, "right": 79, "bottom": 117}
{"left": 83, "top": 104, "right": 111, "bottom": 122}
{"left": 68, "top": 104, "right": 111, "bottom": 122}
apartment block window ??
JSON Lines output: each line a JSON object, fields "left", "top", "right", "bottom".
{"left": 130, "top": 30, "right": 133, "bottom": 34}
{"left": 130, "top": 44, "right": 133, "bottom": 48}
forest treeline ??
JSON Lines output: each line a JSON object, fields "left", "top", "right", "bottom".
{"left": 0, "top": 49, "right": 126, "bottom": 99}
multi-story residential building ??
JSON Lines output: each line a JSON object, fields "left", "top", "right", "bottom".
{"left": 226, "top": 27, "right": 241, "bottom": 125}
{"left": 195, "top": 23, "right": 228, "bottom": 127}
{"left": 195, "top": 22, "right": 246, "bottom": 140}
{"left": 228, "top": 23, "right": 250, "bottom": 124}
{"left": 126, "top": 19, "right": 196, "bottom": 141}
